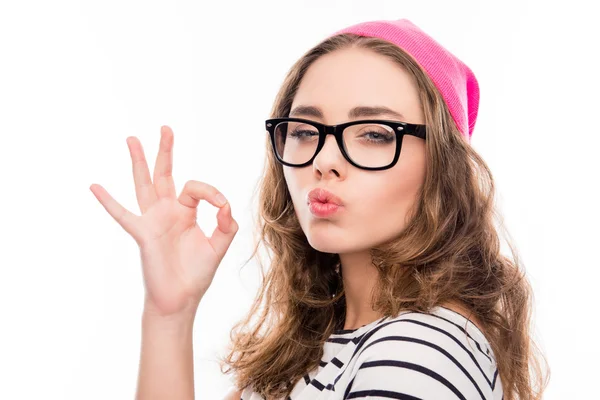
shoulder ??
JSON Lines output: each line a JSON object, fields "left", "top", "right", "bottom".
{"left": 345, "top": 308, "right": 501, "bottom": 399}
{"left": 359, "top": 307, "right": 494, "bottom": 359}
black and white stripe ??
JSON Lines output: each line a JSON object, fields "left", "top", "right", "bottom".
{"left": 239, "top": 306, "right": 504, "bottom": 400}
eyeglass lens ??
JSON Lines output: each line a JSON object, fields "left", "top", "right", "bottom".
{"left": 274, "top": 121, "right": 397, "bottom": 168}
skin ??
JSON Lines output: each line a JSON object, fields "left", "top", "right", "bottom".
{"left": 284, "top": 47, "right": 482, "bottom": 332}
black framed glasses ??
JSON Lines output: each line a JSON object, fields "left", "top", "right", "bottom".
{"left": 265, "top": 117, "right": 427, "bottom": 171}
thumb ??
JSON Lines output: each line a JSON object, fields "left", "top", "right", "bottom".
{"left": 208, "top": 201, "right": 239, "bottom": 259}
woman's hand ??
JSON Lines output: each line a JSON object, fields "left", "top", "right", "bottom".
{"left": 90, "top": 126, "right": 239, "bottom": 318}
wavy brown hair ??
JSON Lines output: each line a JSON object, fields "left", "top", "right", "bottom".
{"left": 218, "top": 33, "right": 550, "bottom": 400}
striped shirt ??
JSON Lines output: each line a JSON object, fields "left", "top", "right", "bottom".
{"left": 239, "top": 305, "right": 503, "bottom": 399}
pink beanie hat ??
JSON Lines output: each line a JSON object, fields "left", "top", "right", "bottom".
{"left": 328, "top": 18, "right": 480, "bottom": 143}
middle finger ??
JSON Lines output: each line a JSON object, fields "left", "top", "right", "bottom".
{"left": 153, "top": 126, "right": 177, "bottom": 199}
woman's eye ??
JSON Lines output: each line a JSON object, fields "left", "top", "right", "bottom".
{"left": 362, "top": 131, "right": 394, "bottom": 142}
{"left": 290, "top": 130, "right": 318, "bottom": 138}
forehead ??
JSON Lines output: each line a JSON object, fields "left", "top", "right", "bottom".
{"left": 291, "top": 47, "right": 422, "bottom": 122}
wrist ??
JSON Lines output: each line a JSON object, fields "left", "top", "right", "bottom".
{"left": 142, "top": 309, "right": 195, "bottom": 336}
{"left": 142, "top": 298, "right": 199, "bottom": 327}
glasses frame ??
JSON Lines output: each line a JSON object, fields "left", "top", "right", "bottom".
{"left": 265, "top": 117, "right": 427, "bottom": 171}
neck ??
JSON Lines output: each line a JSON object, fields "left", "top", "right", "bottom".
{"left": 338, "top": 251, "right": 384, "bottom": 330}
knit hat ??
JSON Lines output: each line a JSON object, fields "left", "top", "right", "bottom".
{"left": 328, "top": 18, "right": 480, "bottom": 143}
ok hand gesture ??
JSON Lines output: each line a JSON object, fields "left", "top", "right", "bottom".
{"left": 90, "top": 126, "right": 239, "bottom": 318}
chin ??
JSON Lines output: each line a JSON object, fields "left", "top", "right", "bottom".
{"left": 306, "top": 240, "right": 344, "bottom": 254}
{"left": 297, "top": 209, "right": 352, "bottom": 253}
{"left": 303, "top": 227, "right": 351, "bottom": 254}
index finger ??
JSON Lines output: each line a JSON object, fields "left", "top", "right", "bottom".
{"left": 178, "top": 180, "right": 227, "bottom": 209}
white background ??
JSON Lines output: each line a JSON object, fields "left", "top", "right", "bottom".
{"left": 1, "top": 0, "right": 598, "bottom": 399}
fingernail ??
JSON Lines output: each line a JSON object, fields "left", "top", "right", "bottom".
{"left": 216, "top": 193, "right": 227, "bottom": 206}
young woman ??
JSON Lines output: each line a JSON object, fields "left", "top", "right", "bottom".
{"left": 91, "top": 18, "right": 549, "bottom": 400}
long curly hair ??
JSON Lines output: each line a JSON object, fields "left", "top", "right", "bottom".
{"left": 218, "top": 33, "right": 550, "bottom": 400}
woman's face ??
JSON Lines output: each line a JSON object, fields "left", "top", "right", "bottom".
{"left": 283, "top": 46, "right": 427, "bottom": 254}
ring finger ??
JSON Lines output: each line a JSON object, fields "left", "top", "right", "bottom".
{"left": 127, "top": 136, "right": 158, "bottom": 214}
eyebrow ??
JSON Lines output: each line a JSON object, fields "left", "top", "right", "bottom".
{"left": 288, "top": 105, "right": 406, "bottom": 120}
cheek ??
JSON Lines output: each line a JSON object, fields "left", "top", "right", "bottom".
{"left": 378, "top": 150, "right": 426, "bottom": 220}
{"left": 283, "top": 168, "right": 307, "bottom": 207}
{"left": 362, "top": 181, "right": 409, "bottom": 220}
{"left": 372, "top": 164, "right": 421, "bottom": 202}
{"left": 354, "top": 171, "right": 423, "bottom": 234}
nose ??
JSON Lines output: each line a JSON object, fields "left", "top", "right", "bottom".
{"left": 312, "top": 133, "right": 346, "bottom": 179}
